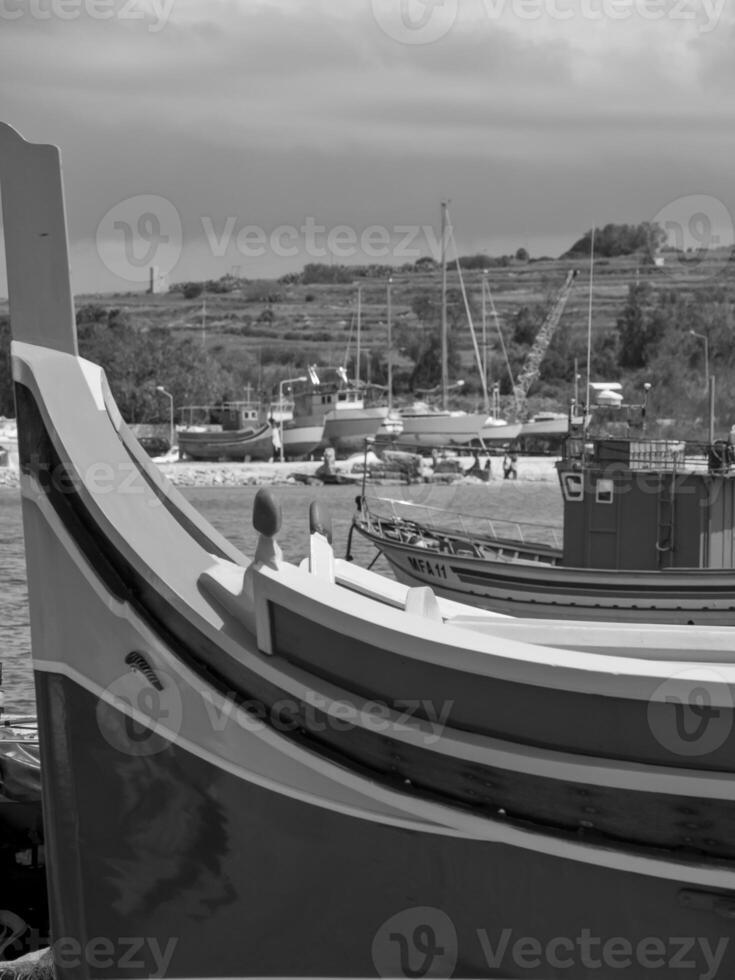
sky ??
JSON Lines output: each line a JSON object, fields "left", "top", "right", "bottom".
{"left": 1, "top": 0, "right": 734, "bottom": 294}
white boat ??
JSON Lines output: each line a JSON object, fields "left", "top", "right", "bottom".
{"left": 398, "top": 403, "right": 488, "bottom": 448}
{"left": 4, "top": 122, "right": 735, "bottom": 979}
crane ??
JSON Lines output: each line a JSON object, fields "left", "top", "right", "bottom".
{"left": 512, "top": 268, "right": 579, "bottom": 420}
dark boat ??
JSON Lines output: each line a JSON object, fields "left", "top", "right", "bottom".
{"left": 353, "top": 431, "right": 735, "bottom": 624}
{"left": 177, "top": 402, "right": 274, "bottom": 461}
{"left": 2, "top": 121, "right": 735, "bottom": 979}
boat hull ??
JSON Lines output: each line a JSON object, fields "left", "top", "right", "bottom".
{"left": 282, "top": 420, "right": 324, "bottom": 459}
{"left": 480, "top": 420, "right": 523, "bottom": 443}
{"left": 6, "top": 120, "right": 735, "bottom": 980}
{"left": 399, "top": 412, "right": 488, "bottom": 448}
{"left": 178, "top": 423, "right": 274, "bottom": 462}
{"left": 356, "top": 522, "right": 735, "bottom": 625}
{"left": 34, "top": 673, "right": 735, "bottom": 979}
{"left": 322, "top": 406, "right": 401, "bottom": 455}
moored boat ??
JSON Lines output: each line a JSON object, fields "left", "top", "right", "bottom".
{"left": 4, "top": 122, "right": 735, "bottom": 979}
{"left": 354, "top": 433, "right": 735, "bottom": 624}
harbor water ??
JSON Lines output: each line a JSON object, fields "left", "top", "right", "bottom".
{"left": 0, "top": 480, "right": 561, "bottom": 714}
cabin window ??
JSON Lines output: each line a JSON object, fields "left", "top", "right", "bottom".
{"left": 596, "top": 479, "right": 614, "bottom": 504}
{"left": 338, "top": 392, "right": 346, "bottom": 402}
{"left": 561, "top": 473, "right": 584, "bottom": 502}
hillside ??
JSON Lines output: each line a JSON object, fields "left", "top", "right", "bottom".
{"left": 1, "top": 250, "right": 734, "bottom": 436}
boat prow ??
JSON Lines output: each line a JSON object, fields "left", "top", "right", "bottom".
{"left": 3, "top": 121, "right": 735, "bottom": 979}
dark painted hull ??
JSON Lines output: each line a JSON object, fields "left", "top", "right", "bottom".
{"left": 178, "top": 424, "right": 273, "bottom": 462}
{"left": 355, "top": 521, "right": 735, "bottom": 625}
{"left": 35, "top": 674, "right": 735, "bottom": 980}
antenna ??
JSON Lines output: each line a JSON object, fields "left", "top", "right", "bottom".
{"left": 585, "top": 226, "right": 595, "bottom": 420}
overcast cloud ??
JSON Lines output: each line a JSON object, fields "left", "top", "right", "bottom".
{"left": 0, "top": 0, "right": 733, "bottom": 293}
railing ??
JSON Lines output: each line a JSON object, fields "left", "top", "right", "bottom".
{"left": 364, "top": 496, "right": 562, "bottom": 550}
{"left": 562, "top": 438, "right": 732, "bottom": 474}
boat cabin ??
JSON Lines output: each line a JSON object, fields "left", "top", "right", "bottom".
{"left": 180, "top": 402, "right": 260, "bottom": 431}
{"left": 558, "top": 438, "right": 735, "bottom": 571}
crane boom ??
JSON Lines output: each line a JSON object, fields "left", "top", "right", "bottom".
{"left": 513, "top": 268, "right": 579, "bottom": 420}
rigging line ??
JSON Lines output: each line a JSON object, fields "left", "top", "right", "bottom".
{"left": 446, "top": 217, "right": 489, "bottom": 411}
{"left": 485, "top": 277, "right": 515, "bottom": 396}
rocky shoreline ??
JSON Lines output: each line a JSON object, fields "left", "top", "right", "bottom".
{"left": 0, "top": 456, "right": 558, "bottom": 490}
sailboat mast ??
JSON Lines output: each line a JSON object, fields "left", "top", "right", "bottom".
{"left": 441, "top": 201, "right": 448, "bottom": 411}
{"left": 356, "top": 284, "right": 362, "bottom": 385}
{"left": 387, "top": 276, "right": 393, "bottom": 410}
{"left": 585, "top": 226, "right": 595, "bottom": 418}
{"left": 482, "top": 271, "right": 490, "bottom": 415}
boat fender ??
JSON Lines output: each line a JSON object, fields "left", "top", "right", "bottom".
{"left": 309, "top": 500, "right": 333, "bottom": 544}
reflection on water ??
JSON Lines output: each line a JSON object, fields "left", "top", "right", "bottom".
{"left": 0, "top": 481, "right": 561, "bottom": 714}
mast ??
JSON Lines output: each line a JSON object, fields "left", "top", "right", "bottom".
{"left": 386, "top": 276, "right": 393, "bottom": 410}
{"left": 585, "top": 226, "right": 595, "bottom": 418}
{"left": 356, "top": 284, "right": 362, "bottom": 386}
{"left": 482, "top": 271, "right": 490, "bottom": 415}
{"left": 441, "top": 201, "right": 448, "bottom": 411}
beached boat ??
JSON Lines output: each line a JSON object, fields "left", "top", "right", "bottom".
{"left": 353, "top": 433, "right": 735, "bottom": 624}
{"left": 4, "top": 122, "right": 735, "bottom": 978}
{"left": 177, "top": 402, "right": 274, "bottom": 461}
{"left": 284, "top": 368, "right": 398, "bottom": 458}
{"left": 398, "top": 403, "right": 489, "bottom": 448}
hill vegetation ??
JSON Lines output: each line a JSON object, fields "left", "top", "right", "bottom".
{"left": 1, "top": 224, "right": 734, "bottom": 439}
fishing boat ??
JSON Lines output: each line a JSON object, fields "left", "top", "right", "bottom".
{"left": 4, "top": 122, "right": 735, "bottom": 978}
{"left": 353, "top": 426, "right": 735, "bottom": 624}
{"left": 283, "top": 367, "right": 398, "bottom": 458}
{"left": 178, "top": 401, "right": 274, "bottom": 462}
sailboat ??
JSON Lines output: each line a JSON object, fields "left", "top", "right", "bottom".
{"left": 399, "top": 203, "right": 490, "bottom": 448}
{"left": 3, "top": 123, "right": 735, "bottom": 979}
